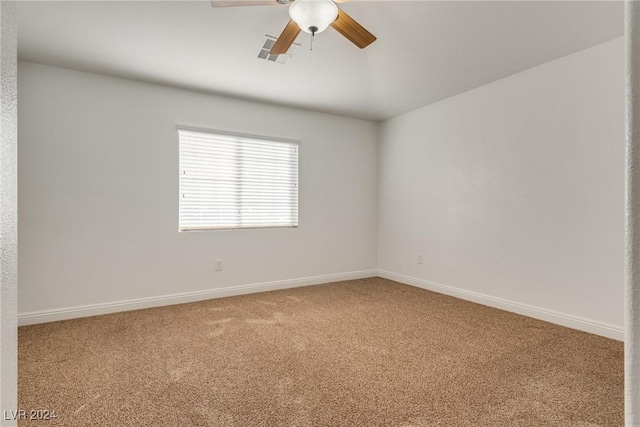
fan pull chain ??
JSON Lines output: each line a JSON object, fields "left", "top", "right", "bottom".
{"left": 309, "top": 26, "right": 318, "bottom": 52}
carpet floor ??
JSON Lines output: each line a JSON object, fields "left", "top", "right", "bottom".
{"left": 19, "top": 278, "right": 623, "bottom": 426}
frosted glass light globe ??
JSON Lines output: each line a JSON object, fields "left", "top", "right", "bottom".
{"left": 289, "top": 0, "right": 339, "bottom": 35}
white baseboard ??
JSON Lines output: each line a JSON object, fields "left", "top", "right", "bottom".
{"left": 18, "top": 270, "right": 377, "bottom": 326}
{"left": 377, "top": 269, "right": 624, "bottom": 341}
{"left": 19, "top": 269, "right": 624, "bottom": 341}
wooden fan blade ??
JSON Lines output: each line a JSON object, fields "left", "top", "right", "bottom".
{"left": 330, "top": 9, "right": 376, "bottom": 49}
{"left": 270, "top": 20, "right": 301, "bottom": 55}
{"left": 210, "top": 0, "right": 279, "bottom": 7}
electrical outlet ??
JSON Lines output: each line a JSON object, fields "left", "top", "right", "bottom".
{"left": 417, "top": 254, "right": 423, "bottom": 264}
{"left": 215, "top": 259, "right": 222, "bottom": 271}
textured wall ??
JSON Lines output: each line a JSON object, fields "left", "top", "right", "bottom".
{"left": 17, "top": 62, "right": 378, "bottom": 316}
{"left": 625, "top": 1, "right": 640, "bottom": 423}
{"left": 0, "top": 0, "right": 17, "bottom": 423}
{"left": 378, "top": 39, "right": 625, "bottom": 336}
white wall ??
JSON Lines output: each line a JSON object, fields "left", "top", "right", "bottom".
{"left": 378, "top": 38, "right": 625, "bottom": 336}
{"left": 18, "top": 38, "right": 626, "bottom": 339}
{"left": 1, "top": 0, "right": 18, "bottom": 422}
{"left": 17, "top": 61, "right": 378, "bottom": 318}
{"left": 625, "top": 2, "right": 640, "bottom": 418}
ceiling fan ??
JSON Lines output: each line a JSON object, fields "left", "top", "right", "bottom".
{"left": 210, "top": 0, "right": 377, "bottom": 55}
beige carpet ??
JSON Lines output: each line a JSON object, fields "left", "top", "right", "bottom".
{"left": 19, "top": 278, "right": 623, "bottom": 426}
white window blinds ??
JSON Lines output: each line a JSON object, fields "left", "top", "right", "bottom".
{"left": 178, "top": 128, "right": 299, "bottom": 231}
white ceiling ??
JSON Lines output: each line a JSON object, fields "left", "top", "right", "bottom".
{"left": 17, "top": 1, "right": 623, "bottom": 121}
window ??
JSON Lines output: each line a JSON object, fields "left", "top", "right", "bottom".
{"left": 178, "top": 128, "right": 299, "bottom": 231}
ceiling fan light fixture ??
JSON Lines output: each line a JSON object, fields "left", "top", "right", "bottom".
{"left": 289, "top": 0, "right": 338, "bottom": 35}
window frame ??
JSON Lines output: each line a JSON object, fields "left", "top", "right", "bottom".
{"left": 177, "top": 126, "right": 300, "bottom": 232}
